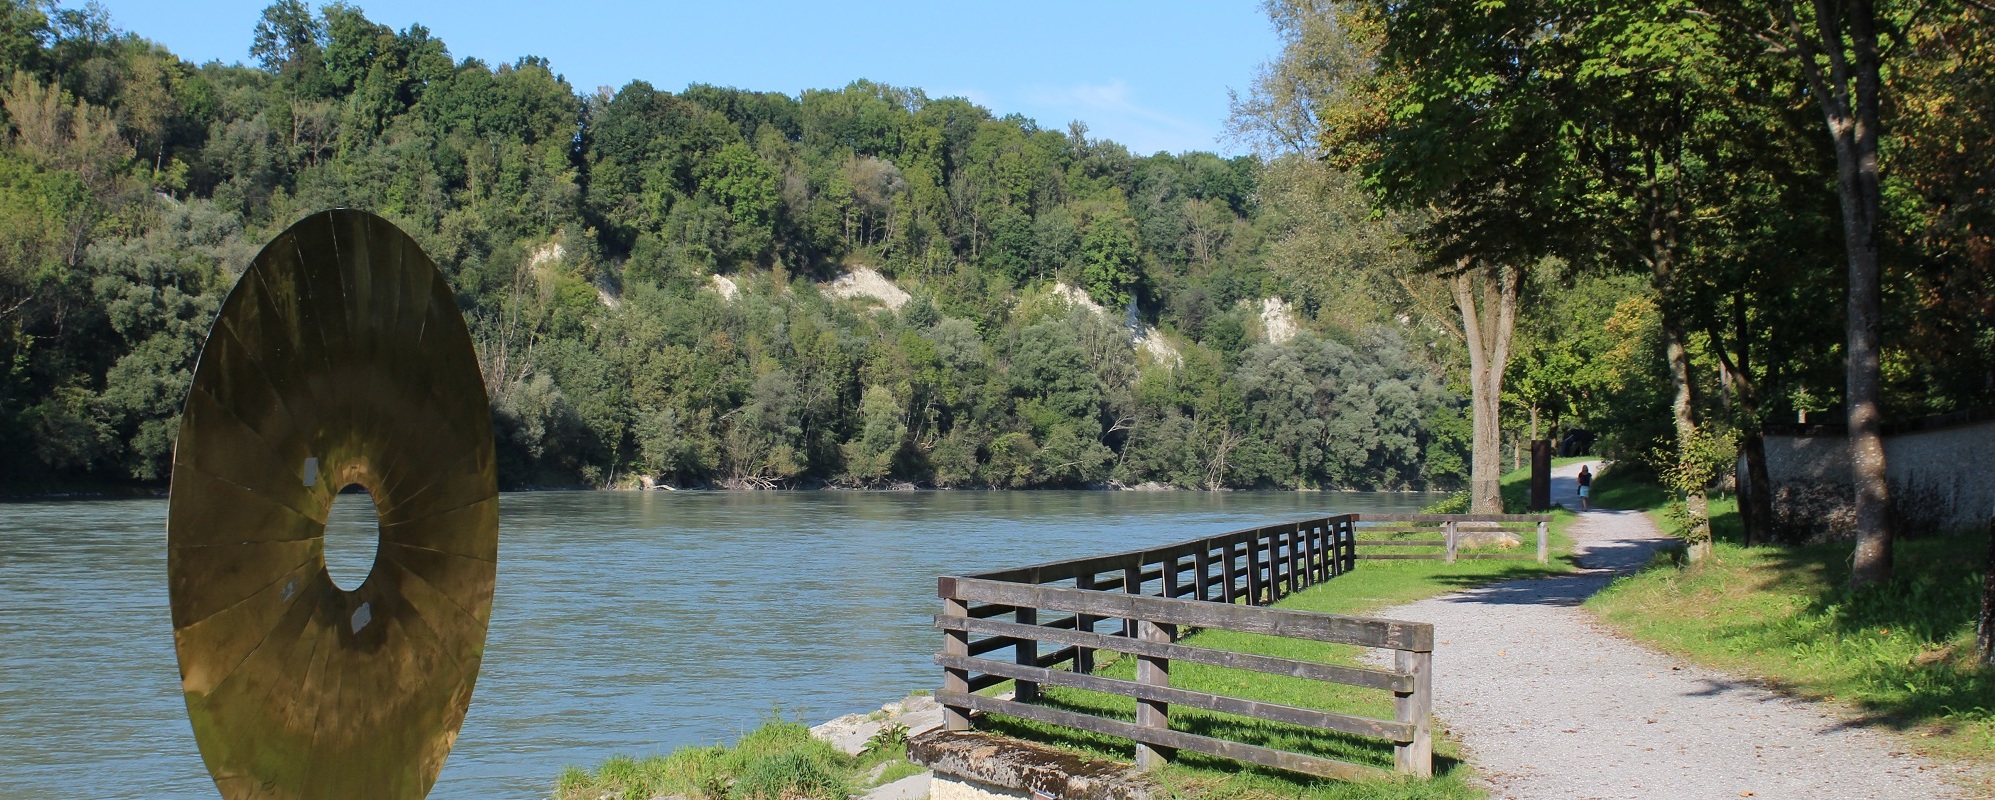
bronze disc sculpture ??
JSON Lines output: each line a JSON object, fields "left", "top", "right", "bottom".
{"left": 167, "top": 209, "right": 497, "bottom": 799}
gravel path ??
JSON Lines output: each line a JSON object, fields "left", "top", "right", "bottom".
{"left": 1372, "top": 461, "right": 1976, "bottom": 800}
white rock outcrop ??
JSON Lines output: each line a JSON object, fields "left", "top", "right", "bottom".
{"left": 709, "top": 273, "right": 739, "bottom": 301}
{"left": 1258, "top": 296, "right": 1300, "bottom": 344}
{"left": 822, "top": 266, "right": 911, "bottom": 309}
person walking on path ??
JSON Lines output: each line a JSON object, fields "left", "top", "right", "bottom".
{"left": 1369, "top": 460, "right": 1974, "bottom": 799}
{"left": 1576, "top": 464, "right": 1592, "bottom": 510}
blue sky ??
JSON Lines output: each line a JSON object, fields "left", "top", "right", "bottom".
{"left": 97, "top": 1, "right": 1280, "bottom": 156}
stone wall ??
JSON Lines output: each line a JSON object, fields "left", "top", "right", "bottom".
{"left": 1757, "top": 412, "right": 1995, "bottom": 540}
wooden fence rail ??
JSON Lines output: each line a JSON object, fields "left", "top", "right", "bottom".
{"left": 1354, "top": 513, "right": 1552, "bottom": 564}
{"left": 934, "top": 513, "right": 1447, "bottom": 781}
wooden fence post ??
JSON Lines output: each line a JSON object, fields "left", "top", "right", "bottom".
{"left": 1266, "top": 530, "right": 1282, "bottom": 603}
{"left": 1300, "top": 518, "right": 1316, "bottom": 582}
{"left": 1444, "top": 520, "right": 1458, "bottom": 564}
{"left": 941, "top": 582, "right": 971, "bottom": 732}
{"left": 1193, "top": 548, "right": 1212, "bottom": 603}
{"left": 1287, "top": 525, "right": 1302, "bottom": 594}
{"left": 1074, "top": 572, "right": 1097, "bottom": 674}
{"left": 1340, "top": 518, "right": 1355, "bottom": 574}
{"left": 1134, "top": 618, "right": 1176, "bottom": 769}
{"left": 1394, "top": 646, "right": 1433, "bottom": 777}
{"left": 1212, "top": 538, "right": 1228, "bottom": 602}
{"left": 1014, "top": 605, "right": 1039, "bottom": 702}
{"left": 1124, "top": 565, "right": 1142, "bottom": 636}
{"left": 1537, "top": 519, "right": 1549, "bottom": 565}
{"left": 1245, "top": 537, "right": 1263, "bottom": 606}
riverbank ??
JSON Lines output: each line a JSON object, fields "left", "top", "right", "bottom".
{"left": 550, "top": 695, "right": 944, "bottom": 800}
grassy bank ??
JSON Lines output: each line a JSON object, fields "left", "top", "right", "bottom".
{"left": 550, "top": 716, "right": 922, "bottom": 800}
{"left": 1582, "top": 468, "right": 1995, "bottom": 783}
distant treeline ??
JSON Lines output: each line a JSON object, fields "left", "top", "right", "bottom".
{"left": 0, "top": 1, "right": 1469, "bottom": 491}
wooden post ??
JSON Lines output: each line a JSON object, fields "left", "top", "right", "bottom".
{"left": 1444, "top": 520, "right": 1458, "bottom": 564}
{"left": 1221, "top": 541, "right": 1240, "bottom": 603}
{"left": 1074, "top": 572, "right": 1097, "bottom": 674}
{"left": 1394, "top": 647, "right": 1434, "bottom": 777}
{"left": 1014, "top": 605, "right": 1039, "bottom": 702}
{"left": 941, "top": 585, "right": 972, "bottom": 732}
{"left": 1343, "top": 518, "right": 1357, "bottom": 573}
{"left": 1537, "top": 519, "right": 1549, "bottom": 565}
{"left": 1193, "top": 547, "right": 1211, "bottom": 603}
{"left": 1292, "top": 522, "right": 1308, "bottom": 590}
{"left": 1245, "top": 535, "right": 1263, "bottom": 606}
{"left": 1348, "top": 519, "right": 1360, "bottom": 572}
{"left": 1304, "top": 523, "right": 1320, "bottom": 586}
{"left": 1266, "top": 530, "right": 1282, "bottom": 602}
{"left": 1134, "top": 618, "right": 1176, "bottom": 769}
{"left": 1123, "top": 565, "right": 1142, "bottom": 636}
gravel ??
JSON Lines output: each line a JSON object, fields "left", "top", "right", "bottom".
{"left": 1369, "top": 461, "right": 1977, "bottom": 800}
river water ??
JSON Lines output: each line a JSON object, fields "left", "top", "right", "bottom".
{"left": 0, "top": 489, "right": 1444, "bottom": 799}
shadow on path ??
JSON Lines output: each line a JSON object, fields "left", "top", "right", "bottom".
{"left": 1440, "top": 462, "right": 1674, "bottom": 610}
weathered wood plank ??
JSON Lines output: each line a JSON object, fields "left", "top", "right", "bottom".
{"left": 1075, "top": 572, "right": 1098, "bottom": 674}
{"left": 1394, "top": 648, "right": 1434, "bottom": 777}
{"left": 936, "top": 615, "right": 1413, "bottom": 691}
{"left": 1134, "top": 619, "right": 1173, "bottom": 768}
{"left": 1353, "top": 541, "right": 1449, "bottom": 547}
{"left": 935, "top": 690, "right": 1393, "bottom": 783}
{"left": 1361, "top": 513, "right": 1552, "bottom": 523}
{"left": 940, "top": 577, "right": 1433, "bottom": 652}
{"left": 1356, "top": 554, "right": 1446, "bottom": 560}
{"left": 1015, "top": 606, "right": 1039, "bottom": 702}
{"left": 942, "top": 596, "right": 971, "bottom": 731}
{"left": 936, "top": 654, "right": 1415, "bottom": 743}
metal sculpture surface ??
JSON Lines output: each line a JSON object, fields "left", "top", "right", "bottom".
{"left": 167, "top": 209, "right": 497, "bottom": 799}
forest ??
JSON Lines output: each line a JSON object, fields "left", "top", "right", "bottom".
{"left": 0, "top": 0, "right": 1472, "bottom": 492}
{"left": 0, "top": 0, "right": 1988, "bottom": 523}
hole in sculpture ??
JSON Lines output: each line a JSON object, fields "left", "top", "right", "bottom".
{"left": 324, "top": 486, "right": 382, "bottom": 591}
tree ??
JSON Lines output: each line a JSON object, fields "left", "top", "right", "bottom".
{"left": 1079, "top": 214, "right": 1138, "bottom": 309}
{"left": 1692, "top": 0, "right": 1896, "bottom": 584}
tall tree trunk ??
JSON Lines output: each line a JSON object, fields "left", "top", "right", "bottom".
{"left": 1786, "top": 0, "right": 1893, "bottom": 587}
{"left": 1663, "top": 316, "right": 1712, "bottom": 560}
{"left": 1742, "top": 431, "right": 1775, "bottom": 545}
{"left": 1453, "top": 263, "right": 1522, "bottom": 514}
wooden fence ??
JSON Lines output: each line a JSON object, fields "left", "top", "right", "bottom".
{"left": 1355, "top": 513, "right": 1552, "bottom": 564}
{"left": 934, "top": 514, "right": 1438, "bottom": 781}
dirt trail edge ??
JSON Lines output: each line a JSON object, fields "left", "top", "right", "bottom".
{"left": 1371, "top": 460, "right": 1974, "bottom": 800}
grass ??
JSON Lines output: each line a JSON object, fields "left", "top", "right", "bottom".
{"left": 550, "top": 714, "right": 913, "bottom": 800}
{"left": 1582, "top": 467, "right": 1995, "bottom": 793}
{"left": 973, "top": 465, "right": 1584, "bottom": 800}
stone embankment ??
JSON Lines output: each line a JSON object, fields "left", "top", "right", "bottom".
{"left": 809, "top": 694, "right": 945, "bottom": 800}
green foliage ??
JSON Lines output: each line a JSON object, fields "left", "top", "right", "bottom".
{"left": 858, "top": 721, "right": 909, "bottom": 756}
{"left": 0, "top": 1, "right": 1477, "bottom": 494}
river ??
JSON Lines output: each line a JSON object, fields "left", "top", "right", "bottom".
{"left": 0, "top": 489, "right": 1444, "bottom": 799}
